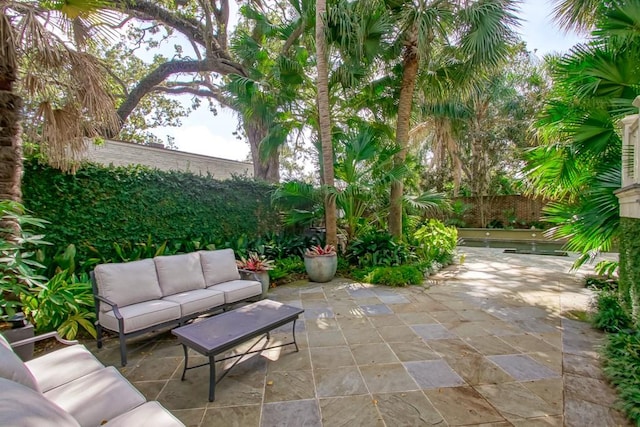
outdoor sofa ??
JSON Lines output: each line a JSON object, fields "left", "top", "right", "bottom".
{"left": 0, "top": 331, "right": 184, "bottom": 427}
{"left": 91, "top": 249, "right": 263, "bottom": 366}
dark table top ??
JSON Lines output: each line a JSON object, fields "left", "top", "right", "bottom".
{"left": 172, "top": 299, "right": 304, "bottom": 355}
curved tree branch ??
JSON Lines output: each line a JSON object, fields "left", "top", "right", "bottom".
{"left": 116, "top": 58, "right": 246, "bottom": 123}
{"left": 110, "top": 0, "right": 209, "bottom": 48}
{"left": 152, "top": 86, "right": 231, "bottom": 108}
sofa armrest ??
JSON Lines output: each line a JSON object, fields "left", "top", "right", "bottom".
{"left": 10, "top": 331, "right": 77, "bottom": 349}
{"left": 94, "top": 294, "right": 124, "bottom": 320}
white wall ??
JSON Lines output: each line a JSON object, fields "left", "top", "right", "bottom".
{"left": 82, "top": 139, "right": 253, "bottom": 180}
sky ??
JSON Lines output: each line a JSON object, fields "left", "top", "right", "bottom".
{"left": 148, "top": 0, "right": 586, "bottom": 162}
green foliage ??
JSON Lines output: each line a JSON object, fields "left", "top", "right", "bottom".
{"left": 347, "top": 230, "right": 412, "bottom": 267}
{"left": 252, "top": 232, "right": 322, "bottom": 260}
{"left": 270, "top": 256, "right": 306, "bottom": 282}
{"left": 585, "top": 275, "right": 618, "bottom": 292}
{"left": 411, "top": 219, "right": 458, "bottom": 265}
{"left": 619, "top": 218, "right": 640, "bottom": 326}
{"left": 445, "top": 200, "right": 472, "bottom": 227}
{"left": 21, "top": 269, "right": 96, "bottom": 340}
{"left": 359, "top": 265, "right": 424, "bottom": 287}
{"left": 525, "top": 2, "right": 640, "bottom": 268}
{"left": 591, "top": 291, "right": 632, "bottom": 333}
{"left": 22, "top": 161, "right": 280, "bottom": 263}
{"left": 602, "top": 331, "right": 640, "bottom": 423}
{"left": 0, "top": 201, "right": 49, "bottom": 319}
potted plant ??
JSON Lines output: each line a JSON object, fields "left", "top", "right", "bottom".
{"left": 236, "top": 253, "right": 274, "bottom": 297}
{"left": 304, "top": 244, "right": 337, "bottom": 283}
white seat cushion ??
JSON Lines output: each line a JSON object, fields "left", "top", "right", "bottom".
{"left": 104, "top": 401, "right": 184, "bottom": 426}
{"left": 0, "top": 334, "right": 39, "bottom": 391}
{"left": 45, "top": 366, "right": 145, "bottom": 427}
{"left": 155, "top": 253, "right": 206, "bottom": 296}
{"left": 0, "top": 378, "right": 79, "bottom": 427}
{"left": 94, "top": 259, "right": 163, "bottom": 311}
{"left": 199, "top": 249, "right": 241, "bottom": 286}
{"left": 162, "top": 288, "right": 225, "bottom": 317}
{"left": 100, "top": 300, "right": 181, "bottom": 334}
{"left": 208, "top": 280, "right": 262, "bottom": 304}
{"left": 26, "top": 344, "right": 104, "bottom": 393}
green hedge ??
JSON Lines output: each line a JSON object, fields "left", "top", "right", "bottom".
{"left": 619, "top": 217, "right": 640, "bottom": 326}
{"left": 22, "top": 160, "right": 281, "bottom": 260}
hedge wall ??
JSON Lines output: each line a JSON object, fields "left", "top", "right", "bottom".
{"left": 22, "top": 160, "right": 281, "bottom": 259}
{"left": 619, "top": 217, "right": 640, "bottom": 325}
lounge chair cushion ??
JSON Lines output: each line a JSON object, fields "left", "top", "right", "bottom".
{"left": 104, "top": 401, "right": 184, "bottom": 426}
{"left": 200, "top": 249, "right": 241, "bottom": 286}
{"left": 208, "top": 279, "right": 262, "bottom": 304}
{"left": 94, "top": 259, "right": 163, "bottom": 312}
{"left": 155, "top": 253, "right": 206, "bottom": 296}
{"left": 100, "top": 300, "right": 181, "bottom": 334}
{"left": 0, "top": 378, "right": 79, "bottom": 427}
{"left": 0, "top": 334, "right": 39, "bottom": 391}
{"left": 162, "top": 288, "right": 225, "bottom": 317}
{"left": 45, "top": 366, "right": 145, "bottom": 427}
{"left": 25, "top": 344, "right": 104, "bottom": 393}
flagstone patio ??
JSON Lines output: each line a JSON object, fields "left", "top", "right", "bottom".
{"left": 86, "top": 247, "right": 629, "bottom": 426}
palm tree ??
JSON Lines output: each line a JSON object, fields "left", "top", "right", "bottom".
{"left": 526, "top": 0, "right": 640, "bottom": 269}
{"left": 316, "top": 0, "right": 338, "bottom": 247}
{"left": 384, "top": 0, "right": 520, "bottom": 238}
{"left": 0, "top": 0, "right": 119, "bottom": 213}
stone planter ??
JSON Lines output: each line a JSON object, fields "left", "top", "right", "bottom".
{"left": 304, "top": 253, "right": 337, "bottom": 283}
{"left": 240, "top": 270, "right": 270, "bottom": 298}
{"left": 2, "top": 321, "right": 35, "bottom": 361}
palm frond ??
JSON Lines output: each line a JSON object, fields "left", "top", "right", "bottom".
{"left": 457, "top": 0, "right": 520, "bottom": 68}
{"left": 551, "top": 0, "right": 603, "bottom": 33}
{"left": 403, "top": 191, "right": 450, "bottom": 215}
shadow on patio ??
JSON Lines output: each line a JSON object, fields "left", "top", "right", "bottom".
{"left": 85, "top": 247, "right": 629, "bottom": 426}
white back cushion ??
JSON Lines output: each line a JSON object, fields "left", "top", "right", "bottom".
{"left": 94, "top": 259, "right": 162, "bottom": 312}
{"left": 0, "top": 378, "right": 79, "bottom": 427}
{"left": 199, "top": 249, "right": 241, "bottom": 286}
{"left": 0, "top": 336, "right": 40, "bottom": 391}
{"left": 154, "top": 253, "right": 206, "bottom": 296}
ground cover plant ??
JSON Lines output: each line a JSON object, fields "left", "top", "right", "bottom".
{"left": 590, "top": 271, "right": 640, "bottom": 423}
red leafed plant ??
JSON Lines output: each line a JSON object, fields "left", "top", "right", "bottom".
{"left": 236, "top": 253, "right": 275, "bottom": 271}
{"left": 305, "top": 244, "right": 336, "bottom": 257}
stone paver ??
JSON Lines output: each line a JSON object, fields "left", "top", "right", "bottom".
{"left": 85, "top": 247, "right": 630, "bottom": 426}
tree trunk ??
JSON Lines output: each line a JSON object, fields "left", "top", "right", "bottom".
{"left": 0, "top": 15, "right": 23, "bottom": 235}
{"left": 244, "top": 118, "right": 280, "bottom": 183}
{"left": 389, "top": 44, "right": 419, "bottom": 239}
{"left": 315, "top": 0, "right": 337, "bottom": 248}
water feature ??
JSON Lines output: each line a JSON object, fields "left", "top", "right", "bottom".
{"left": 458, "top": 239, "right": 568, "bottom": 256}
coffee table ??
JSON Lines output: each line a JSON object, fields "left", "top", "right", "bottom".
{"left": 172, "top": 299, "right": 304, "bottom": 402}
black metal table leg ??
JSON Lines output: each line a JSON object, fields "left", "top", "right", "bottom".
{"left": 181, "top": 344, "right": 189, "bottom": 381}
{"left": 208, "top": 355, "right": 216, "bottom": 402}
{"left": 292, "top": 318, "right": 299, "bottom": 352}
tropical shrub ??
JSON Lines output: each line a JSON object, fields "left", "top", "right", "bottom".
{"left": 525, "top": 2, "right": 640, "bottom": 269}
{"left": 258, "top": 232, "right": 322, "bottom": 260}
{"left": 0, "top": 201, "right": 49, "bottom": 319}
{"left": 359, "top": 265, "right": 423, "bottom": 287}
{"left": 305, "top": 245, "right": 336, "bottom": 256}
{"left": 270, "top": 256, "right": 306, "bottom": 282}
{"left": 444, "top": 200, "right": 472, "bottom": 227}
{"left": 591, "top": 291, "right": 632, "bottom": 333}
{"left": 602, "top": 330, "right": 640, "bottom": 423}
{"left": 21, "top": 269, "right": 96, "bottom": 340}
{"left": 585, "top": 275, "right": 618, "bottom": 292}
{"left": 236, "top": 253, "right": 275, "bottom": 272}
{"left": 347, "top": 230, "right": 412, "bottom": 267}
{"left": 411, "top": 219, "right": 458, "bottom": 265}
